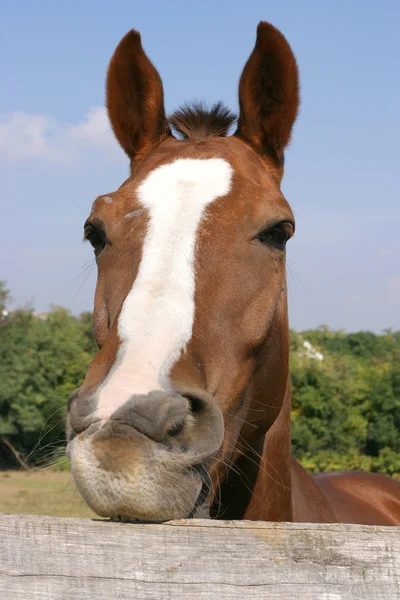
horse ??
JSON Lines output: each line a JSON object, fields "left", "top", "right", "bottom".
{"left": 66, "top": 22, "right": 400, "bottom": 525}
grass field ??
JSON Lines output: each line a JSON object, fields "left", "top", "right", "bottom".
{"left": 0, "top": 469, "right": 97, "bottom": 518}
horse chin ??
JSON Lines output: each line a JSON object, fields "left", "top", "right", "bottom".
{"left": 68, "top": 435, "right": 204, "bottom": 522}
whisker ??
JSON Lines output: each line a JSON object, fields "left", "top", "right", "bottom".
{"left": 21, "top": 407, "right": 67, "bottom": 470}
{"left": 286, "top": 263, "right": 310, "bottom": 296}
{"left": 238, "top": 435, "right": 288, "bottom": 490}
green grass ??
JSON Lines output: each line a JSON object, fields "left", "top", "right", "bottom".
{"left": 0, "top": 469, "right": 97, "bottom": 518}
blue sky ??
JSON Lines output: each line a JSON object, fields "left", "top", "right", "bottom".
{"left": 1, "top": 0, "right": 399, "bottom": 332}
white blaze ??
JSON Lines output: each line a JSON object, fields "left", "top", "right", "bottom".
{"left": 96, "top": 158, "right": 233, "bottom": 419}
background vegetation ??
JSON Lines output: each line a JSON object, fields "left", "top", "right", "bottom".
{"left": 1, "top": 282, "right": 399, "bottom": 479}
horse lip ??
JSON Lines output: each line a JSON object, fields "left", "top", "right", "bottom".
{"left": 186, "top": 462, "right": 211, "bottom": 518}
{"left": 194, "top": 464, "right": 211, "bottom": 506}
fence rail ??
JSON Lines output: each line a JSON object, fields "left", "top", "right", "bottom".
{"left": 0, "top": 513, "right": 399, "bottom": 599}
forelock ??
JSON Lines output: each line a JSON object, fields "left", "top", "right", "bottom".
{"left": 169, "top": 101, "right": 237, "bottom": 143}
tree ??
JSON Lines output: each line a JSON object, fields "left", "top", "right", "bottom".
{"left": 0, "top": 281, "right": 11, "bottom": 323}
{"left": 290, "top": 328, "right": 400, "bottom": 479}
{"left": 0, "top": 289, "right": 398, "bottom": 478}
{"left": 0, "top": 306, "right": 92, "bottom": 467}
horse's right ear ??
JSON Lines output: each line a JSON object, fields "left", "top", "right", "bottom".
{"left": 106, "top": 30, "right": 170, "bottom": 162}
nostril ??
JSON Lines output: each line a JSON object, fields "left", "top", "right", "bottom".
{"left": 167, "top": 419, "right": 185, "bottom": 437}
{"left": 165, "top": 394, "right": 205, "bottom": 439}
{"left": 183, "top": 394, "right": 204, "bottom": 414}
{"left": 67, "top": 388, "right": 99, "bottom": 435}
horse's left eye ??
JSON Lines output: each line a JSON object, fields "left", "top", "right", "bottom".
{"left": 256, "top": 221, "right": 294, "bottom": 249}
{"left": 84, "top": 224, "right": 107, "bottom": 255}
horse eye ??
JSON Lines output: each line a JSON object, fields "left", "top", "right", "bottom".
{"left": 256, "top": 221, "right": 294, "bottom": 249}
{"left": 84, "top": 224, "right": 107, "bottom": 255}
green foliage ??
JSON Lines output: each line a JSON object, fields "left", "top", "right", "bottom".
{"left": 0, "top": 294, "right": 93, "bottom": 467}
{"left": 291, "top": 330, "right": 400, "bottom": 479}
{"left": 0, "top": 283, "right": 398, "bottom": 479}
{"left": 0, "top": 281, "right": 11, "bottom": 324}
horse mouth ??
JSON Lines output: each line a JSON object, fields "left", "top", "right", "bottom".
{"left": 186, "top": 463, "right": 212, "bottom": 519}
{"left": 109, "top": 476, "right": 211, "bottom": 523}
{"left": 68, "top": 429, "right": 214, "bottom": 522}
{"left": 104, "top": 463, "right": 212, "bottom": 523}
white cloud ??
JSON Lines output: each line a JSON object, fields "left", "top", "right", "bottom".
{"left": 377, "top": 248, "right": 395, "bottom": 257}
{"left": 0, "top": 107, "right": 124, "bottom": 165}
{"left": 0, "top": 112, "right": 53, "bottom": 161}
{"left": 66, "top": 107, "right": 118, "bottom": 152}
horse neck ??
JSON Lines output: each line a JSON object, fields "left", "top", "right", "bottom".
{"left": 213, "top": 293, "right": 294, "bottom": 521}
{"left": 244, "top": 296, "right": 293, "bottom": 521}
{"left": 244, "top": 371, "right": 293, "bottom": 521}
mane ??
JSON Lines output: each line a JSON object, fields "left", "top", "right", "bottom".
{"left": 169, "top": 101, "right": 237, "bottom": 142}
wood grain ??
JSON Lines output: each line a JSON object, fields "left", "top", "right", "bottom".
{"left": 0, "top": 513, "right": 399, "bottom": 599}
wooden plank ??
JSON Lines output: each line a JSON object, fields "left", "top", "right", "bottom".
{"left": 0, "top": 513, "right": 399, "bottom": 599}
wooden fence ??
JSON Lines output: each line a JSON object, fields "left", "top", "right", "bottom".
{"left": 0, "top": 513, "right": 399, "bottom": 599}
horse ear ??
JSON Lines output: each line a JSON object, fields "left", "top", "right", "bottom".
{"left": 235, "top": 22, "right": 300, "bottom": 164}
{"left": 106, "top": 30, "right": 170, "bottom": 161}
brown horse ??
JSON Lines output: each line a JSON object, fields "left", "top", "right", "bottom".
{"left": 67, "top": 22, "right": 400, "bottom": 525}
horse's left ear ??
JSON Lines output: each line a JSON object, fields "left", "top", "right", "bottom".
{"left": 106, "top": 30, "right": 170, "bottom": 162}
{"left": 235, "top": 22, "right": 300, "bottom": 164}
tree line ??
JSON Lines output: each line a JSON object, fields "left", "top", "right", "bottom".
{"left": 0, "top": 282, "right": 399, "bottom": 478}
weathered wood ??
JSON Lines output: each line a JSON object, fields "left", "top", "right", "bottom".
{"left": 0, "top": 513, "right": 399, "bottom": 599}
